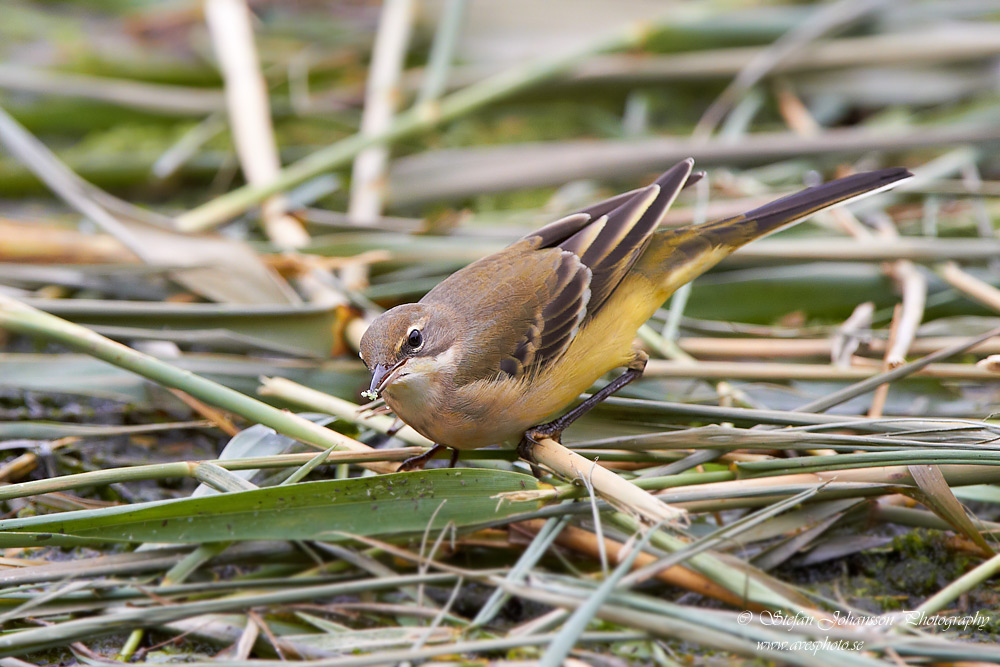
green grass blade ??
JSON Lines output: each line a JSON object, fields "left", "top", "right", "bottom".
{"left": 0, "top": 469, "right": 540, "bottom": 546}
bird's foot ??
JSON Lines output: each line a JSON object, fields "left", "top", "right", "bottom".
{"left": 517, "top": 426, "right": 562, "bottom": 479}
{"left": 398, "top": 444, "right": 458, "bottom": 472}
{"left": 519, "top": 351, "right": 648, "bottom": 460}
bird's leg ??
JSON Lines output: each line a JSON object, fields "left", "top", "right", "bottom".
{"left": 517, "top": 352, "right": 648, "bottom": 478}
{"left": 398, "top": 443, "right": 459, "bottom": 472}
{"left": 522, "top": 350, "right": 649, "bottom": 451}
{"left": 516, "top": 432, "right": 545, "bottom": 479}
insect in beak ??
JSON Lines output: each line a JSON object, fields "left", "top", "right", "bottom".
{"left": 365, "top": 358, "right": 408, "bottom": 399}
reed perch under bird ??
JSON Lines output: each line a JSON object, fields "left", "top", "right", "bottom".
{"left": 359, "top": 159, "right": 912, "bottom": 471}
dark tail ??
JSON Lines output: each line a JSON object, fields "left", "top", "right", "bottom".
{"left": 635, "top": 166, "right": 913, "bottom": 301}
{"left": 693, "top": 167, "right": 912, "bottom": 249}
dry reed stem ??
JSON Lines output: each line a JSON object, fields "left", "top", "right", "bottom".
{"left": 884, "top": 257, "right": 926, "bottom": 366}
{"left": 870, "top": 215, "right": 925, "bottom": 367}
{"left": 661, "top": 465, "right": 1000, "bottom": 513}
{"left": 349, "top": 0, "right": 414, "bottom": 224}
{"left": 774, "top": 78, "right": 820, "bottom": 136}
{"left": 831, "top": 301, "right": 874, "bottom": 367}
{"left": 868, "top": 304, "right": 903, "bottom": 419}
{"left": 939, "top": 261, "right": 1000, "bottom": 313}
{"left": 518, "top": 519, "right": 752, "bottom": 609}
{"left": 430, "top": 25, "right": 1000, "bottom": 90}
{"left": 676, "top": 336, "right": 1000, "bottom": 359}
{"left": 264, "top": 251, "right": 392, "bottom": 275}
{"left": 730, "top": 237, "right": 1000, "bottom": 263}
{"left": 0, "top": 64, "right": 225, "bottom": 114}
{"left": 643, "top": 359, "right": 997, "bottom": 381}
{"left": 166, "top": 389, "right": 240, "bottom": 437}
{"left": 346, "top": 0, "right": 415, "bottom": 289}
{"left": 0, "top": 219, "right": 139, "bottom": 264}
{"left": 387, "top": 125, "right": 1000, "bottom": 205}
{"left": 0, "top": 453, "right": 37, "bottom": 483}
{"left": 530, "top": 437, "right": 685, "bottom": 526}
{"left": 205, "top": 0, "right": 309, "bottom": 249}
{"left": 344, "top": 317, "right": 369, "bottom": 352}
{"left": 977, "top": 355, "right": 1000, "bottom": 373}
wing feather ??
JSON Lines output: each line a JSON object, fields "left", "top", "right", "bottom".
{"left": 563, "top": 159, "right": 694, "bottom": 317}
{"left": 521, "top": 212, "right": 591, "bottom": 248}
{"left": 518, "top": 252, "right": 591, "bottom": 374}
{"left": 505, "top": 160, "right": 694, "bottom": 378}
{"left": 446, "top": 160, "right": 697, "bottom": 383}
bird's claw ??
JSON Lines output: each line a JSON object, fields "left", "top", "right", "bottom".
{"left": 397, "top": 454, "right": 430, "bottom": 472}
{"left": 517, "top": 425, "right": 562, "bottom": 479}
{"left": 397, "top": 443, "right": 457, "bottom": 472}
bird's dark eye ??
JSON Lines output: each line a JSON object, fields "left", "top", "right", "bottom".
{"left": 406, "top": 328, "right": 423, "bottom": 349}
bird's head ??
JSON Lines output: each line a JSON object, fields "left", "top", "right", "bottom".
{"left": 358, "top": 303, "right": 458, "bottom": 400}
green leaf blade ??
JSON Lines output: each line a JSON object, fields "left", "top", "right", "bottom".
{"left": 0, "top": 469, "right": 541, "bottom": 546}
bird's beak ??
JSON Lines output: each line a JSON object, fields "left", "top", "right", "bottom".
{"left": 368, "top": 359, "right": 407, "bottom": 396}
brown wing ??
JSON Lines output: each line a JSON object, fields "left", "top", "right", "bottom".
{"left": 420, "top": 242, "right": 585, "bottom": 385}
{"left": 506, "top": 159, "right": 695, "bottom": 377}
{"left": 499, "top": 249, "right": 591, "bottom": 378}
{"left": 546, "top": 159, "right": 694, "bottom": 317}
{"left": 422, "top": 160, "right": 696, "bottom": 385}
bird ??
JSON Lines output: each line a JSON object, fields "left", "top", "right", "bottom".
{"left": 359, "top": 159, "right": 912, "bottom": 471}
